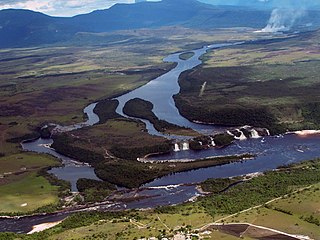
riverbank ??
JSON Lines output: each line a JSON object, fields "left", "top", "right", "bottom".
{"left": 123, "top": 98, "right": 199, "bottom": 136}
{"left": 174, "top": 30, "right": 320, "bottom": 134}
{"left": 94, "top": 154, "right": 255, "bottom": 189}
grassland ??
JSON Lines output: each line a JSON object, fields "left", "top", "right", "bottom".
{"left": 0, "top": 153, "right": 59, "bottom": 177}
{"left": 0, "top": 153, "right": 64, "bottom": 213}
{"left": 198, "top": 159, "right": 320, "bottom": 217}
{"left": 176, "top": 30, "right": 320, "bottom": 133}
{"left": 155, "top": 159, "right": 320, "bottom": 239}
{"left": 2, "top": 159, "right": 320, "bottom": 239}
{"left": 0, "top": 173, "right": 60, "bottom": 213}
{"left": 221, "top": 183, "right": 320, "bottom": 240}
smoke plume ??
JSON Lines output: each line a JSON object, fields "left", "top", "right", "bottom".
{"left": 259, "top": 8, "right": 306, "bottom": 33}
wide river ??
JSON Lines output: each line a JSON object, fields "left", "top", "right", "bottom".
{"left": 1, "top": 41, "right": 320, "bottom": 233}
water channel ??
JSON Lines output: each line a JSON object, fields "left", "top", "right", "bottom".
{"left": 1, "top": 41, "right": 320, "bottom": 233}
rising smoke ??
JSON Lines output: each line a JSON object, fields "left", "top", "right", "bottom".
{"left": 258, "top": 8, "right": 306, "bottom": 33}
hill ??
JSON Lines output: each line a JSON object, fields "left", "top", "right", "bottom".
{"left": 0, "top": 0, "right": 270, "bottom": 48}
{"left": 1, "top": 0, "right": 320, "bottom": 48}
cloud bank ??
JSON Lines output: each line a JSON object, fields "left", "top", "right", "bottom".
{"left": 1, "top": 0, "right": 319, "bottom": 17}
{"left": 0, "top": 0, "right": 136, "bottom": 16}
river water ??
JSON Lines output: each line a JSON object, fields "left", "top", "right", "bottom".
{"left": 21, "top": 103, "right": 101, "bottom": 192}
{"left": 115, "top": 43, "right": 236, "bottom": 135}
{"left": 2, "top": 41, "right": 320, "bottom": 233}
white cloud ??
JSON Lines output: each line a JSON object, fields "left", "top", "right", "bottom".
{"left": 0, "top": 0, "right": 136, "bottom": 16}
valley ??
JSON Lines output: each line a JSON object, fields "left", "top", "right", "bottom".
{"left": 0, "top": 0, "right": 320, "bottom": 239}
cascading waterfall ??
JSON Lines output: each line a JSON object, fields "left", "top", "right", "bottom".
{"left": 174, "top": 143, "right": 180, "bottom": 152}
{"left": 199, "top": 81, "right": 207, "bottom": 97}
{"left": 210, "top": 137, "right": 216, "bottom": 147}
{"left": 250, "top": 129, "right": 261, "bottom": 139}
{"left": 235, "top": 129, "right": 247, "bottom": 141}
{"left": 227, "top": 131, "right": 234, "bottom": 137}
{"left": 182, "top": 142, "right": 190, "bottom": 151}
{"left": 265, "top": 129, "right": 271, "bottom": 136}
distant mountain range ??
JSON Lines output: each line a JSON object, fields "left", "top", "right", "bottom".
{"left": 0, "top": 0, "right": 319, "bottom": 48}
{"left": 201, "top": 0, "right": 320, "bottom": 9}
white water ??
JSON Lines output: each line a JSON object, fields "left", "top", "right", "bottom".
{"left": 265, "top": 129, "right": 271, "bottom": 136}
{"left": 182, "top": 142, "right": 190, "bottom": 151}
{"left": 234, "top": 129, "right": 247, "bottom": 141}
{"left": 250, "top": 129, "right": 261, "bottom": 139}
{"left": 174, "top": 143, "right": 180, "bottom": 152}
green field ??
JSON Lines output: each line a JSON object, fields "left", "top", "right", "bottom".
{"left": 0, "top": 153, "right": 59, "bottom": 175}
{"left": 0, "top": 153, "right": 61, "bottom": 213}
{"left": 224, "top": 183, "right": 320, "bottom": 240}
{"left": 0, "top": 173, "right": 59, "bottom": 213}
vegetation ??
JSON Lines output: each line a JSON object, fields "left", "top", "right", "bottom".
{"left": 2, "top": 159, "right": 320, "bottom": 239}
{"left": 51, "top": 118, "right": 172, "bottom": 161}
{"left": 0, "top": 173, "right": 60, "bottom": 213}
{"left": 221, "top": 183, "right": 320, "bottom": 240}
{"left": 0, "top": 28, "right": 272, "bottom": 215}
{"left": 1, "top": 27, "right": 320, "bottom": 238}
{"left": 0, "top": 211, "right": 128, "bottom": 240}
{"left": 179, "top": 52, "right": 195, "bottom": 60}
{"left": 0, "top": 210, "right": 213, "bottom": 240}
{"left": 189, "top": 133, "right": 235, "bottom": 150}
{"left": 0, "top": 153, "right": 67, "bottom": 214}
{"left": 200, "top": 178, "right": 242, "bottom": 194}
{"left": 175, "top": 31, "right": 320, "bottom": 133}
{"left": 76, "top": 179, "right": 116, "bottom": 202}
{"left": 199, "top": 159, "right": 320, "bottom": 216}
{"left": 110, "top": 143, "right": 171, "bottom": 161}
{"left": 123, "top": 98, "right": 198, "bottom": 136}
{"left": 95, "top": 154, "right": 254, "bottom": 188}
{"left": 93, "top": 99, "right": 122, "bottom": 124}
{"left": 52, "top": 134, "right": 105, "bottom": 165}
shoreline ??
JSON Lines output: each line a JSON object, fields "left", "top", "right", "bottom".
{"left": 138, "top": 153, "right": 255, "bottom": 163}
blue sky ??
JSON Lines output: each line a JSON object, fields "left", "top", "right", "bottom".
{"left": 0, "top": 0, "right": 318, "bottom": 17}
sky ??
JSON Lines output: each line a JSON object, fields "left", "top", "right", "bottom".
{"left": 0, "top": 0, "right": 138, "bottom": 16}
{"left": 0, "top": 0, "right": 318, "bottom": 17}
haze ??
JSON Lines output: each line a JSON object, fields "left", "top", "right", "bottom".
{"left": 1, "top": 0, "right": 319, "bottom": 16}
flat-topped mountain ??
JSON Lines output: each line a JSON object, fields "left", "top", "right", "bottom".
{"left": 0, "top": 0, "right": 319, "bottom": 48}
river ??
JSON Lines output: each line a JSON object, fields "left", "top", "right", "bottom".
{"left": 2, "top": 41, "right": 320, "bottom": 233}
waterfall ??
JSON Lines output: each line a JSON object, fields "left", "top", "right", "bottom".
{"left": 182, "top": 142, "right": 190, "bottom": 151}
{"left": 199, "top": 141, "right": 203, "bottom": 146}
{"left": 174, "top": 143, "right": 180, "bottom": 152}
{"left": 209, "top": 137, "right": 216, "bottom": 147}
{"left": 234, "top": 129, "right": 247, "bottom": 141}
{"left": 239, "top": 131, "right": 247, "bottom": 140}
{"left": 227, "top": 131, "right": 234, "bottom": 136}
{"left": 250, "top": 129, "right": 261, "bottom": 139}
{"left": 265, "top": 128, "right": 271, "bottom": 136}
{"left": 199, "top": 81, "right": 207, "bottom": 97}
